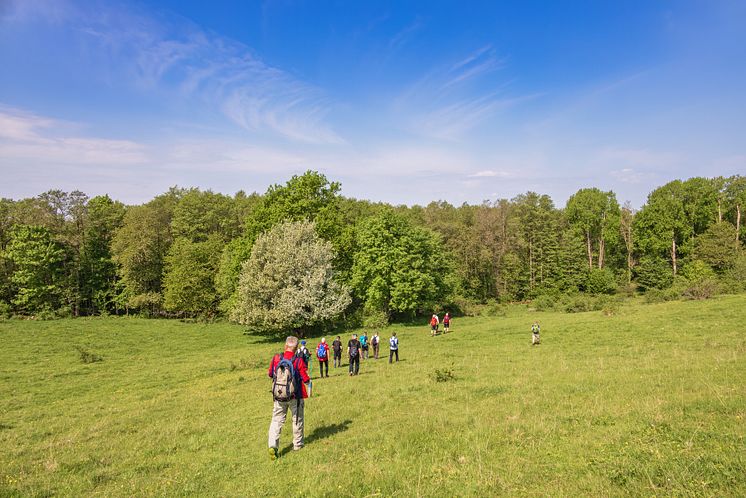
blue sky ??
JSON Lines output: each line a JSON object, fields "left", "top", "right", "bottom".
{"left": 1, "top": 0, "right": 744, "bottom": 207}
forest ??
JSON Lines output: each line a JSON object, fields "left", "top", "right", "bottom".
{"left": 1, "top": 172, "right": 745, "bottom": 331}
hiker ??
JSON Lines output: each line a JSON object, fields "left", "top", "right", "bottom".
{"left": 389, "top": 332, "right": 399, "bottom": 363}
{"left": 348, "top": 333, "right": 362, "bottom": 376}
{"left": 443, "top": 312, "right": 451, "bottom": 333}
{"left": 430, "top": 314, "right": 439, "bottom": 336}
{"left": 360, "top": 332, "right": 369, "bottom": 360}
{"left": 296, "top": 340, "right": 311, "bottom": 367}
{"left": 531, "top": 322, "right": 540, "bottom": 345}
{"left": 332, "top": 336, "right": 343, "bottom": 368}
{"left": 267, "top": 336, "right": 311, "bottom": 460}
{"left": 316, "top": 338, "right": 330, "bottom": 378}
{"left": 371, "top": 332, "right": 380, "bottom": 359}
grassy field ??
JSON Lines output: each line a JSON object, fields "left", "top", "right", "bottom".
{"left": 1, "top": 296, "right": 744, "bottom": 497}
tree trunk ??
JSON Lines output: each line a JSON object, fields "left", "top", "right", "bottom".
{"left": 598, "top": 237, "right": 605, "bottom": 269}
{"left": 671, "top": 237, "right": 677, "bottom": 277}
{"left": 717, "top": 199, "right": 722, "bottom": 223}
{"left": 586, "top": 231, "right": 593, "bottom": 271}
{"left": 627, "top": 252, "right": 632, "bottom": 284}
{"left": 737, "top": 204, "right": 741, "bottom": 243}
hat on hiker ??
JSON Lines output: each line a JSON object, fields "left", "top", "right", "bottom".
{"left": 301, "top": 340, "right": 306, "bottom": 345}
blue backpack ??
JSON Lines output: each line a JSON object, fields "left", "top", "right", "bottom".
{"left": 316, "top": 344, "right": 327, "bottom": 359}
{"left": 360, "top": 335, "right": 368, "bottom": 347}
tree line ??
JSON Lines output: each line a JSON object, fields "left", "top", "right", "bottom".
{"left": 1, "top": 172, "right": 744, "bottom": 329}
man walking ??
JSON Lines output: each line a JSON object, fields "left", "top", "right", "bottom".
{"left": 332, "top": 336, "right": 342, "bottom": 368}
{"left": 348, "top": 333, "right": 362, "bottom": 376}
{"left": 389, "top": 332, "right": 399, "bottom": 363}
{"left": 267, "top": 336, "right": 310, "bottom": 460}
{"left": 371, "top": 332, "right": 380, "bottom": 359}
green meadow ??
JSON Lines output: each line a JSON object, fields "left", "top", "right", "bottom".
{"left": 1, "top": 296, "right": 744, "bottom": 497}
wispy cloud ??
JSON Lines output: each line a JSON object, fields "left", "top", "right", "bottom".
{"left": 389, "top": 17, "right": 424, "bottom": 50}
{"left": 0, "top": 106, "right": 148, "bottom": 165}
{"left": 396, "top": 45, "right": 534, "bottom": 140}
{"left": 5, "top": 0, "right": 341, "bottom": 144}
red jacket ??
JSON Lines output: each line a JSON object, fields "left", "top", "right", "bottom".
{"left": 268, "top": 351, "right": 310, "bottom": 399}
{"left": 316, "top": 343, "right": 330, "bottom": 361}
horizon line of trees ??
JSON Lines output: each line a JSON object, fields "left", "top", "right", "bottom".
{"left": 1, "top": 172, "right": 745, "bottom": 330}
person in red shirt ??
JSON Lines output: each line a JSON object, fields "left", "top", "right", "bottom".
{"left": 316, "top": 337, "right": 330, "bottom": 378}
{"left": 267, "top": 336, "right": 310, "bottom": 460}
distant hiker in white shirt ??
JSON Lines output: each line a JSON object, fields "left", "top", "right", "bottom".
{"left": 389, "top": 332, "right": 399, "bottom": 363}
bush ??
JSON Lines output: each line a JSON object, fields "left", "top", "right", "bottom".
{"left": 682, "top": 278, "right": 719, "bottom": 300}
{"left": 533, "top": 294, "right": 558, "bottom": 312}
{"left": 480, "top": 300, "right": 506, "bottom": 317}
{"left": 431, "top": 366, "right": 457, "bottom": 383}
{"left": 75, "top": 346, "right": 103, "bottom": 364}
{"left": 635, "top": 257, "right": 674, "bottom": 291}
{"left": 362, "top": 309, "right": 389, "bottom": 329}
{"left": 584, "top": 268, "right": 617, "bottom": 294}
{"left": 563, "top": 294, "right": 599, "bottom": 313}
{"left": 128, "top": 292, "right": 163, "bottom": 317}
{"left": 0, "top": 301, "right": 11, "bottom": 319}
{"left": 721, "top": 253, "right": 746, "bottom": 293}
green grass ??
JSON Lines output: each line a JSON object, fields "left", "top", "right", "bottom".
{"left": 1, "top": 296, "right": 745, "bottom": 497}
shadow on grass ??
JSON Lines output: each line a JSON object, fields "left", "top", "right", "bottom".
{"left": 279, "top": 419, "right": 352, "bottom": 456}
{"left": 306, "top": 419, "right": 352, "bottom": 444}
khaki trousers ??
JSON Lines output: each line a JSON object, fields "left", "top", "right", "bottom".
{"left": 268, "top": 398, "right": 304, "bottom": 450}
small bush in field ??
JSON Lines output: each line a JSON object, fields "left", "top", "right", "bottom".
{"left": 431, "top": 367, "right": 456, "bottom": 383}
{"left": 75, "top": 346, "right": 103, "bottom": 364}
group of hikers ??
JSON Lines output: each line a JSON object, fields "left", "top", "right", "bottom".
{"left": 268, "top": 313, "right": 545, "bottom": 460}
{"left": 429, "top": 312, "right": 451, "bottom": 336}
{"left": 295, "top": 330, "right": 401, "bottom": 379}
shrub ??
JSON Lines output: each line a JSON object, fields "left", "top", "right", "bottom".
{"left": 721, "top": 253, "right": 746, "bottom": 293}
{"left": 0, "top": 301, "right": 11, "bottom": 319}
{"left": 431, "top": 366, "right": 456, "bottom": 383}
{"left": 563, "top": 294, "right": 598, "bottom": 313}
{"left": 682, "top": 278, "right": 719, "bottom": 300}
{"left": 533, "top": 294, "right": 558, "bottom": 312}
{"left": 75, "top": 346, "right": 103, "bottom": 364}
{"left": 362, "top": 308, "right": 389, "bottom": 329}
{"left": 480, "top": 300, "right": 506, "bottom": 317}
{"left": 584, "top": 268, "right": 617, "bottom": 295}
{"left": 635, "top": 256, "right": 673, "bottom": 291}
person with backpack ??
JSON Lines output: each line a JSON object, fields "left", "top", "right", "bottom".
{"left": 360, "top": 332, "right": 369, "bottom": 360}
{"left": 430, "top": 314, "right": 439, "bottom": 336}
{"left": 267, "top": 336, "right": 311, "bottom": 460}
{"left": 316, "top": 338, "right": 330, "bottom": 378}
{"left": 389, "top": 332, "right": 399, "bottom": 363}
{"left": 332, "top": 336, "right": 342, "bottom": 368}
{"left": 347, "top": 333, "right": 362, "bottom": 376}
{"left": 371, "top": 332, "right": 380, "bottom": 359}
{"left": 531, "top": 322, "right": 541, "bottom": 345}
{"left": 443, "top": 312, "right": 451, "bottom": 333}
{"left": 296, "top": 340, "right": 311, "bottom": 367}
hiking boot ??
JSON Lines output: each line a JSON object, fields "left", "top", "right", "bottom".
{"left": 268, "top": 447, "right": 278, "bottom": 461}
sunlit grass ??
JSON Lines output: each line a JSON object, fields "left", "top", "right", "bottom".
{"left": 1, "top": 295, "right": 744, "bottom": 496}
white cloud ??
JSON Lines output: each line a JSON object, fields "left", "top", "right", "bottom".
{"left": 6, "top": 0, "right": 341, "bottom": 145}
{"left": 0, "top": 107, "right": 148, "bottom": 165}
{"left": 468, "top": 170, "right": 511, "bottom": 178}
